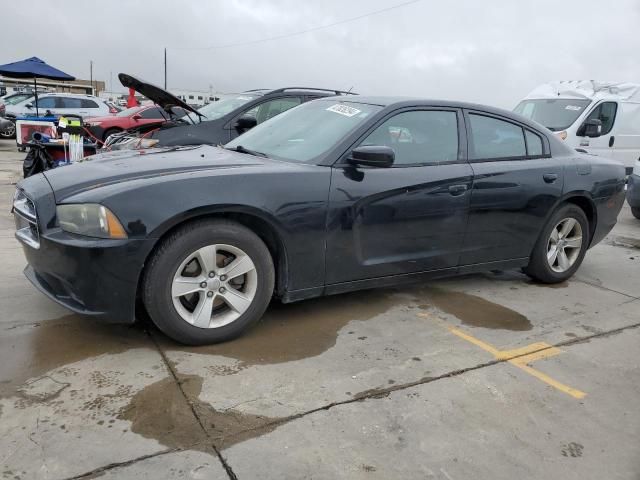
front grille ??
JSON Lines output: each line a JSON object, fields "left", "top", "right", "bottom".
{"left": 13, "top": 188, "right": 40, "bottom": 249}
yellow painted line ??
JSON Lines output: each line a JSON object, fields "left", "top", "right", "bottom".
{"left": 443, "top": 325, "right": 586, "bottom": 399}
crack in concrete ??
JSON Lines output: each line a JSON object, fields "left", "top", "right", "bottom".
{"left": 213, "top": 320, "right": 640, "bottom": 446}
{"left": 60, "top": 320, "right": 640, "bottom": 479}
{"left": 574, "top": 277, "right": 640, "bottom": 300}
{"left": 148, "top": 331, "right": 239, "bottom": 480}
{"left": 64, "top": 447, "right": 180, "bottom": 479}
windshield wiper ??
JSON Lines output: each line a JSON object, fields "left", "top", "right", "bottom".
{"left": 227, "top": 145, "right": 268, "bottom": 158}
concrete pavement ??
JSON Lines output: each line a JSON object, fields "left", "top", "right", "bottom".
{"left": 0, "top": 139, "right": 638, "bottom": 479}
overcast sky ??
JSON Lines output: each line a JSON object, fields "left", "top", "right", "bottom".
{"left": 2, "top": 0, "right": 640, "bottom": 108}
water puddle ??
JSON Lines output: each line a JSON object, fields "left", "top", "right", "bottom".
{"left": 160, "top": 289, "right": 402, "bottom": 365}
{"left": 0, "top": 315, "right": 149, "bottom": 398}
{"left": 418, "top": 287, "right": 532, "bottom": 331}
{"left": 119, "top": 374, "right": 280, "bottom": 450}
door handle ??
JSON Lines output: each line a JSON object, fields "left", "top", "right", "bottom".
{"left": 543, "top": 173, "right": 558, "bottom": 183}
{"left": 448, "top": 184, "right": 468, "bottom": 196}
{"left": 609, "top": 136, "right": 615, "bottom": 147}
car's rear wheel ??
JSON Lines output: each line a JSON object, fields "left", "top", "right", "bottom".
{"left": 632, "top": 207, "right": 640, "bottom": 219}
{"left": 143, "top": 219, "right": 274, "bottom": 345}
{"left": 524, "top": 204, "right": 589, "bottom": 283}
{"left": 102, "top": 128, "right": 122, "bottom": 142}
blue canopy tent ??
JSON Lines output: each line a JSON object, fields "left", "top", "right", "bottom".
{"left": 0, "top": 57, "right": 75, "bottom": 116}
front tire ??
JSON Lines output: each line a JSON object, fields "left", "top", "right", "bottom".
{"left": 102, "top": 127, "right": 122, "bottom": 142}
{"left": 524, "top": 204, "right": 589, "bottom": 283}
{"left": 0, "top": 121, "right": 16, "bottom": 139}
{"left": 143, "top": 219, "right": 275, "bottom": 345}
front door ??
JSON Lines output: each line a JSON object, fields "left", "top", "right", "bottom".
{"left": 459, "top": 110, "right": 564, "bottom": 265}
{"left": 325, "top": 108, "right": 473, "bottom": 284}
{"left": 575, "top": 101, "right": 618, "bottom": 158}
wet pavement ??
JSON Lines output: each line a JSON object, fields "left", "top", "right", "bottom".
{"left": 0, "top": 139, "right": 638, "bottom": 479}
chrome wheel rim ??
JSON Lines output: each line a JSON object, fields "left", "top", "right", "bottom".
{"left": 171, "top": 244, "right": 258, "bottom": 329}
{"left": 1, "top": 123, "right": 15, "bottom": 137}
{"left": 547, "top": 218, "right": 583, "bottom": 273}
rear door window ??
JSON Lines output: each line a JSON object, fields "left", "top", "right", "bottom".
{"left": 60, "top": 98, "right": 83, "bottom": 109}
{"left": 469, "top": 114, "right": 526, "bottom": 159}
{"left": 525, "top": 130, "right": 543, "bottom": 156}
{"left": 80, "top": 99, "right": 99, "bottom": 108}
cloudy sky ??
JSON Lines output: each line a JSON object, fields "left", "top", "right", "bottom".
{"left": 2, "top": 0, "right": 640, "bottom": 108}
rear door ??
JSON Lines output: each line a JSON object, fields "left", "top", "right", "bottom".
{"left": 325, "top": 107, "right": 473, "bottom": 284}
{"left": 460, "top": 110, "right": 564, "bottom": 265}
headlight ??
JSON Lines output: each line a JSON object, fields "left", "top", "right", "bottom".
{"left": 57, "top": 204, "right": 127, "bottom": 239}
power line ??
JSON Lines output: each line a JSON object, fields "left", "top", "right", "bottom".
{"left": 169, "top": 0, "right": 423, "bottom": 51}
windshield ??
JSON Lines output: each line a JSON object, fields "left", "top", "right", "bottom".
{"left": 226, "top": 100, "right": 383, "bottom": 163}
{"left": 5, "top": 94, "right": 34, "bottom": 105}
{"left": 514, "top": 99, "right": 591, "bottom": 131}
{"left": 197, "top": 94, "right": 259, "bottom": 120}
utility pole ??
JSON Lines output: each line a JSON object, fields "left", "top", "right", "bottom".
{"left": 164, "top": 48, "right": 167, "bottom": 90}
{"left": 89, "top": 60, "right": 93, "bottom": 95}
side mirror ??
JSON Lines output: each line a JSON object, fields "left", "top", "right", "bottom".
{"left": 25, "top": 103, "right": 33, "bottom": 109}
{"left": 132, "top": 114, "right": 142, "bottom": 121}
{"left": 348, "top": 145, "right": 395, "bottom": 168}
{"left": 579, "top": 118, "right": 603, "bottom": 138}
{"left": 234, "top": 115, "right": 257, "bottom": 132}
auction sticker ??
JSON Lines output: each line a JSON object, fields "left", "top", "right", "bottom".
{"left": 326, "top": 104, "right": 361, "bottom": 117}
{"left": 565, "top": 105, "right": 582, "bottom": 111}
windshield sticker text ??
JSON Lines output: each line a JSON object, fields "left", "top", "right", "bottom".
{"left": 326, "top": 104, "right": 361, "bottom": 117}
{"left": 565, "top": 105, "right": 582, "bottom": 111}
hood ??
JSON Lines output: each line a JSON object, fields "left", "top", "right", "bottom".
{"left": 44, "top": 145, "right": 277, "bottom": 201}
{"left": 118, "top": 73, "right": 203, "bottom": 118}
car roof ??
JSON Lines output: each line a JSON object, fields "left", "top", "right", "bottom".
{"left": 316, "top": 95, "right": 537, "bottom": 123}
{"left": 244, "top": 87, "right": 357, "bottom": 98}
{"left": 41, "top": 93, "right": 102, "bottom": 99}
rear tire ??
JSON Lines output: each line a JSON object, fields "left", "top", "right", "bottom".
{"left": 524, "top": 204, "right": 589, "bottom": 283}
{"left": 143, "top": 219, "right": 275, "bottom": 345}
{"left": 632, "top": 207, "right": 640, "bottom": 220}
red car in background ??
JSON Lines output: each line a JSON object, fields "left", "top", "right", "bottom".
{"left": 85, "top": 105, "right": 176, "bottom": 141}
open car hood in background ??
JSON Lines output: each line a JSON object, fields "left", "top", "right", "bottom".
{"left": 118, "top": 73, "right": 203, "bottom": 118}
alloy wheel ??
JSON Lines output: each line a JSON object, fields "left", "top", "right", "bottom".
{"left": 0, "top": 122, "right": 15, "bottom": 138}
{"left": 171, "top": 243, "right": 258, "bottom": 328}
{"left": 546, "top": 217, "right": 583, "bottom": 273}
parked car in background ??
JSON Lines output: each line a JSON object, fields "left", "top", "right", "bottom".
{"left": 627, "top": 158, "right": 640, "bottom": 219}
{"left": 6, "top": 93, "right": 114, "bottom": 119}
{"left": 14, "top": 97, "right": 626, "bottom": 345}
{"left": 105, "top": 73, "right": 356, "bottom": 150}
{"left": 515, "top": 81, "right": 640, "bottom": 173}
{"left": 86, "top": 104, "right": 190, "bottom": 141}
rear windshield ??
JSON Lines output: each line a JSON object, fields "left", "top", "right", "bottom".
{"left": 514, "top": 99, "right": 591, "bottom": 131}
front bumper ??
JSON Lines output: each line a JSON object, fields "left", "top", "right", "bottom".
{"left": 19, "top": 229, "right": 152, "bottom": 323}
{"left": 626, "top": 174, "right": 640, "bottom": 208}
{"left": 14, "top": 174, "right": 153, "bottom": 323}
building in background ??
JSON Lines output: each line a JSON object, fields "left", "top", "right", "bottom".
{"left": 0, "top": 76, "right": 105, "bottom": 96}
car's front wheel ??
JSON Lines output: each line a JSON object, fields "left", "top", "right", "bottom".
{"left": 143, "top": 219, "right": 274, "bottom": 345}
{"left": 0, "top": 121, "right": 16, "bottom": 139}
{"left": 524, "top": 204, "right": 589, "bottom": 283}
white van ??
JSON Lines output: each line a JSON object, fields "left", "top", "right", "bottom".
{"left": 514, "top": 81, "right": 640, "bottom": 173}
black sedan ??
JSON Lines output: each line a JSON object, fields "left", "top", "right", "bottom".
{"left": 13, "top": 97, "right": 626, "bottom": 344}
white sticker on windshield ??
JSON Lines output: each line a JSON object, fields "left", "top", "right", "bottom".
{"left": 326, "top": 104, "right": 361, "bottom": 117}
{"left": 565, "top": 105, "right": 582, "bottom": 111}
{"left": 236, "top": 96, "right": 252, "bottom": 101}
